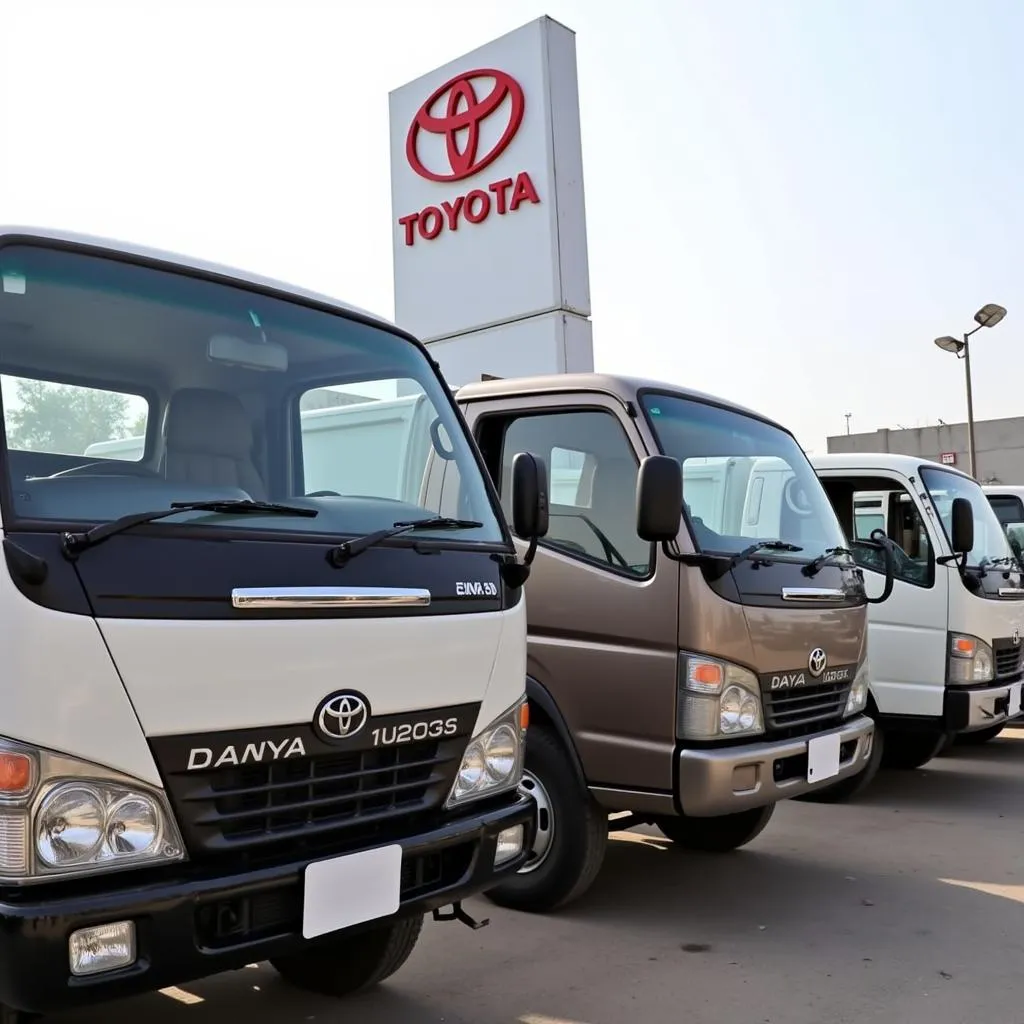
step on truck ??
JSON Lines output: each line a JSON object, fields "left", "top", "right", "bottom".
{"left": 448, "top": 373, "right": 895, "bottom": 911}
{"left": 808, "top": 455, "right": 1024, "bottom": 760}
{"left": 0, "top": 227, "right": 545, "bottom": 1020}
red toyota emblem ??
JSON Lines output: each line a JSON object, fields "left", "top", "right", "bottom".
{"left": 406, "top": 68, "right": 525, "bottom": 183}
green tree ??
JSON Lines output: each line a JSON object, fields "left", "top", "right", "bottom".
{"left": 5, "top": 378, "right": 130, "bottom": 455}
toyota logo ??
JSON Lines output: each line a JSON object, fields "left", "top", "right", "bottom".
{"left": 315, "top": 692, "right": 369, "bottom": 741}
{"left": 406, "top": 68, "right": 525, "bottom": 183}
{"left": 808, "top": 648, "right": 828, "bottom": 678}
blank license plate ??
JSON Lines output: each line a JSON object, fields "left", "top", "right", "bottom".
{"left": 302, "top": 844, "right": 402, "bottom": 939}
{"left": 1011, "top": 682, "right": 1023, "bottom": 716}
{"left": 807, "top": 733, "right": 841, "bottom": 784}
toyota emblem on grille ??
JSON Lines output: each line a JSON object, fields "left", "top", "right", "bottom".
{"left": 808, "top": 647, "right": 828, "bottom": 678}
{"left": 315, "top": 691, "right": 370, "bottom": 741}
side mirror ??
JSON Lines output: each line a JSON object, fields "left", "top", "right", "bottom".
{"left": 510, "top": 451, "right": 549, "bottom": 543}
{"left": 636, "top": 455, "right": 683, "bottom": 542}
{"left": 950, "top": 496, "right": 974, "bottom": 554}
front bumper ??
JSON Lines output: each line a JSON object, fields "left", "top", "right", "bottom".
{"left": 945, "top": 681, "right": 1021, "bottom": 733}
{"left": 0, "top": 792, "right": 533, "bottom": 1015}
{"left": 677, "top": 715, "right": 874, "bottom": 816}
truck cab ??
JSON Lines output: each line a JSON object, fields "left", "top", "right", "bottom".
{"left": 813, "top": 454, "right": 1024, "bottom": 758}
{"left": 449, "top": 374, "right": 885, "bottom": 913}
{"left": 0, "top": 228, "right": 542, "bottom": 1020}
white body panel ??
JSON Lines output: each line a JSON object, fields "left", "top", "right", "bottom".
{"left": 97, "top": 600, "right": 525, "bottom": 740}
{"left": 0, "top": 574, "right": 162, "bottom": 786}
{"left": 859, "top": 560, "right": 949, "bottom": 717}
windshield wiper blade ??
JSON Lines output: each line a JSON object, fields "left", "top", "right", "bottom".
{"left": 62, "top": 499, "right": 318, "bottom": 558}
{"left": 327, "top": 517, "right": 484, "bottom": 567}
{"left": 728, "top": 540, "right": 803, "bottom": 569}
{"left": 802, "top": 546, "right": 854, "bottom": 578}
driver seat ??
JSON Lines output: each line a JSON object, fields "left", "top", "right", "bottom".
{"left": 162, "top": 388, "right": 267, "bottom": 500}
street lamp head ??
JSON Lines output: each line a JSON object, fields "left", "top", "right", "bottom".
{"left": 974, "top": 303, "right": 1007, "bottom": 328}
{"left": 934, "top": 335, "right": 965, "bottom": 355}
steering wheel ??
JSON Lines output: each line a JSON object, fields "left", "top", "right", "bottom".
{"left": 43, "top": 461, "right": 163, "bottom": 480}
{"left": 306, "top": 490, "right": 342, "bottom": 497}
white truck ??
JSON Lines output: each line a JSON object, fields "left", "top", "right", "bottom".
{"left": 0, "top": 227, "right": 546, "bottom": 1020}
{"left": 809, "top": 454, "right": 1024, "bottom": 767}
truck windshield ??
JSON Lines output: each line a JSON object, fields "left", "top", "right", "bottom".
{"left": 640, "top": 392, "right": 846, "bottom": 557}
{"left": 0, "top": 242, "right": 505, "bottom": 545}
{"left": 920, "top": 466, "right": 1013, "bottom": 568}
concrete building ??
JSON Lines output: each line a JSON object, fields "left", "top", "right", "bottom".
{"left": 826, "top": 416, "right": 1024, "bottom": 485}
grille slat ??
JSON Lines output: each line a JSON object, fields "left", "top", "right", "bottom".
{"left": 193, "top": 772, "right": 449, "bottom": 827}
{"left": 764, "top": 681, "right": 849, "bottom": 734}
{"left": 183, "top": 752, "right": 456, "bottom": 802}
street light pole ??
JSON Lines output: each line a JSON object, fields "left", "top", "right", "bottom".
{"left": 962, "top": 330, "right": 977, "bottom": 478}
{"left": 933, "top": 303, "right": 1007, "bottom": 480}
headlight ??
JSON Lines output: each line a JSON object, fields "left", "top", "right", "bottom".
{"left": 0, "top": 741, "right": 184, "bottom": 883}
{"left": 677, "top": 653, "right": 764, "bottom": 740}
{"left": 447, "top": 698, "right": 528, "bottom": 808}
{"left": 948, "top": 633, "right": 994, "bottom": 684}
{"left": 845, "top": 661, "right": 870, "bottom": 716}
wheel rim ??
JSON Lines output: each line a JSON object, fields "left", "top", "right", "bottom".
{"left": 517, "top": 770, "right": 555, "bottom": 874}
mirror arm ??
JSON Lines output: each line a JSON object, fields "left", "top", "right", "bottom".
{"left": 661, "top": 539, "right": 685, "bottom": 562}
{"left": 523, "top": 535, "right": 539, "bottom": 567}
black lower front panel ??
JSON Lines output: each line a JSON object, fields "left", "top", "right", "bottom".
{"left": 0, "top": 794, "right": 533, "bottom": 1014}
{"left": 149, "top": 701, "right": 481, "bottom": 865}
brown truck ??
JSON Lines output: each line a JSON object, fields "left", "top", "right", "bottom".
{"left": 446, "top": 373, "right": 893, "bottom": 913}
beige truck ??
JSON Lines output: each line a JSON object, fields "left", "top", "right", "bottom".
{"left": 449, "top": 373, "right": 895, "bottom": 913}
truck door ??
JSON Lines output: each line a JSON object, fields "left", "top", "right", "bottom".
{"left": 819, "top": 471, "right": 949, "bottom": 717}
{"left": 461, "top": 393, "right": 681, "bottom": 793}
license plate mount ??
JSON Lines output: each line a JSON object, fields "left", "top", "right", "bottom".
{"left": 302, "top": 844, "right": 402, "bottom": 940}
{"left": 807, "top": 733, "right": 842, "bottom": 784}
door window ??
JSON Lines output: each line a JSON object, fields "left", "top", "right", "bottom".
{"left": 496, "top": 410, "right": 652, "bottom": 576}
{"left": 848, "top": 484, "right": 933, "bottom": 587}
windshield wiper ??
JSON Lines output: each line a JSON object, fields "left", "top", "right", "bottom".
{"left": 727, "top": 540, "right": 803, "bottom": 569}
{"left": 62, "top": 499, "right": 318, "bottom": 558}
{"left": 679, "top": 540, "right": 803, "bottom": 579}
{"left": 802, "top": 546, "right": 854, "bottom": 578}
{"left": 327, "top": 517, "right": 484, "bottom": 567}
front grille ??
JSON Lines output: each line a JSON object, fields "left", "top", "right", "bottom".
{"left": 992, "top": 637, "right": 1023, "bottom": 680}
{"left": 164, "top": 738, "right": 465, "bottom": 862}
{"left": 764, "top": 681, "right": 850, "bottom": 736}
{"left": 194, "top": 842, "right": 476, "bottom": 949}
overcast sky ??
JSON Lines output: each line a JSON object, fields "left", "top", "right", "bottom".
{"left": 2, "top": 0, "right": 1022, "bottom": 452}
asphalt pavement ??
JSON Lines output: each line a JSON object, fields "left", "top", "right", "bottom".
{"left": 60, "top": 728, "right": 1024, "bottom": 1024}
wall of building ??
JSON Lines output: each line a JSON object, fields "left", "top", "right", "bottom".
{"left": 826, "top": 416, "right": 1024, "bottom": 484}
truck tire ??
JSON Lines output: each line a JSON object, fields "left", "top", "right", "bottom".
{"left": 271, "top": 914, "right": 423, "bottom": 997}
{"left": 794, "top": 725, "right": 885, "bottom": 803}
{"left": 956, "top": 723, "right": 1004, "bottom": 745}
{"left": 653, "top": 803, "right": 775, "bottom": 852}
{"left": 484, "top": 726, "right": 607, "bottom": 913}
{"left": 880, "top": 729, "right": 945, "bottom": 770}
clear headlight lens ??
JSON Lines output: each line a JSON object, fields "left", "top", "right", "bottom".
{"left": 447, "top": 699, "right": 528, "bottom": 807}
{"left": 0, "top": 740, "right": 184, "bottom": 883}
{"left": 845, "top": 661, "right": 870, "bottom": 716}
{"left": 948, "top": 633, "right": 995, "bottom": 684}
{"left": 677, "top": 653, "right": 765, "bottom": 740}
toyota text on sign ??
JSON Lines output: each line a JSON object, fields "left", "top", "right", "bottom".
{"left": 399, "top": 68, "right": 541, "bottom": 246}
